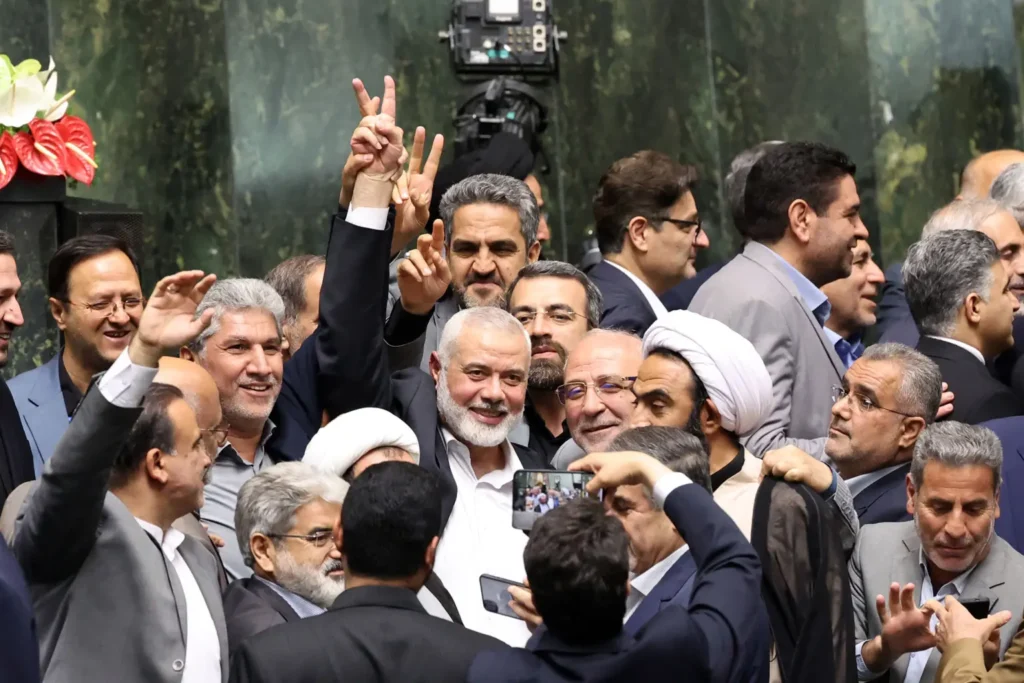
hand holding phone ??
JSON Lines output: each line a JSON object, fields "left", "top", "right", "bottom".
{"left": 480, "top": 574, "right": 526, "bottom": 620}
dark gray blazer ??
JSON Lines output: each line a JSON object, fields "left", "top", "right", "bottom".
{"left": 12, "top": 383, "right": 229, "bottom": 683}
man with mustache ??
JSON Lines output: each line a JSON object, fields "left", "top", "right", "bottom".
{"left": 850, "top": 421, "right": 1024, "bottom": 683}
{"left": 9, "top": 234, "right": 144, "bottom": 472}
{"left": 224, "top": 461, "right": 348, "bottom": 654}
{"left": 822, "top": 239, "right": 885, "bottom": 368}
{"left": 506, "top": 261, "right": 602, "bottom": 463}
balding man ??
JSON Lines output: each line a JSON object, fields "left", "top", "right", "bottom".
{"left": 960, "top": 149, "right": 1024, "bottom": 199}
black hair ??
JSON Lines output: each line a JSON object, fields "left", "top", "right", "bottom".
{"left": 609, "top": 426, "right": 712, "bottom": 493}
{"left": 48, "top": 233, "right": 140, "bottom": 301}
{"left": 110, "top": 383, "right": 185, "bottom": 488}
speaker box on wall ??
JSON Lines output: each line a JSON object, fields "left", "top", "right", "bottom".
{"left": 58, "top": 198, "right": 146, "bottom": 268}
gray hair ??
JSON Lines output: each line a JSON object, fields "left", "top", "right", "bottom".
{"left": 439, "top": 173, "right": 539, "bottom": 248}
{"left": 609, "top": 427, "right": 713, "bottom": 501}
{"left": 264, "top": 254, "right": 325, "bottom": 325}
{"left": 437, "top": 306, "right": 530, "bottom": 368}
{"left": 235, "top": 462, "right": 349, "bottom": 567}
{"left": 726, "top": 141, "right": 784, "bottom": 236}
{"left": 990, "top": 163, "right": 1024, "bottom": 227}
{"left": 920, "top": 197, "right": 1007, "bottom": 239}
{"left": 903, "top": 230, "right": 999, "bottom": 337}
{"left": 859, "top": 344, "right": 943, "bottom": 423}
{"left": 911, "top": 422, "right": 1003, "bottom": 493}
{"left": 506, "top": 261, "right": 603, "bottom": 329}
{"left": 187, "top": 278, "right": 286, "bottom": 354}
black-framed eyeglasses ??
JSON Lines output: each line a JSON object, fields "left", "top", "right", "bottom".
{"left": 201, "top": 426, "right": 230, "bottom": 449}
{"left": 267, "top": 530, "right": 335, "bottom": 548}
{"left": 831, "top": 385, "right": 915, "bottom": 418}
{"left": 513, "top": 308, "right": 584, "bottom": 327}
{"left": 556, "top": 375, "right": 637, "bottom": 405}
{"left": 653, "top": 216, "right": 703, "bottom": 236}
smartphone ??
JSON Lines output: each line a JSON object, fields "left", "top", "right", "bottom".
{"left": 480, "top": 574, "right": 526, "bottom": 620}
{"left": 512, "top": 469, "right": 599, "bottom": 530}
{"left": 961, "top": 598, "right": 991, "bottom": 621}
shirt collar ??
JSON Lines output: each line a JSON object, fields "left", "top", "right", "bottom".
{"left": 926, "top": 335, "right": 986, "bottom": 364}
{"left": 825, "top": 328, "right": 865, "bottom": 369}
{"left": 254, "top": 575, "right": 326, "bottom": 619}
{"left": 604, "top": 260, "right": 669, "bottom": 319}
{"left": 135, "top": 517, "right": 186, "bottom": 562}
{"left": 918, "top": 547, "right": 976, "bottom": 594}
{"left": 441, "top": 427, "right": 521, "bottom": 487}
{"left": 630, "top": 544, "right": 689, "bottom": 599}
{"left": 752, "top": 242, "right": 830, "bottom": 326}
{"left": 845, "top": 462, "right": 908, "bottom": 498}
{"left": 217, "top": 419, "right": 278, "bottom": 465}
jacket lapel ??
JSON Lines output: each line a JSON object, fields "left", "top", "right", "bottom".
{"left": 180, "top": 538, "right": 231, "bottom": 679}
{"left": 24, "top": 357, "right": 68, "bottom": 472}
{"left": 624, "top": 551, "right": 697, "bottom": 635}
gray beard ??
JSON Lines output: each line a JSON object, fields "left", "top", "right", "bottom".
{"left": 528, "top": 360, "right": 564, "bottom": 391}
{"left": 436, "top": 370, "right": 521, "bottom": 447}
{"left": 274, "top": 549, "right": 345, "bottom": 610}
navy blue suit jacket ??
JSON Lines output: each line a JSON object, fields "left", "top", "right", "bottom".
{"left": 0, "top": 539, "right": 39, "bottom": 683}
{"left": 660, "top": 261, "right": 727, "bottom": 312}
{"left": 981, "top": 416, "right": 1024, "bottom": 556}
{"left": 467, "top": 482, "right": 768, "bottom": 683}
{"left": 853, "top": 463, "right": 912, "bottom": 526}
{"left": 587, "top": 259, "right": 658, "bottom": 336}
{"left": 623, "top": 551, "right": 697, "bottom": 636}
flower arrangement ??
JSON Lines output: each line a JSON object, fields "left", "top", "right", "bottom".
{"left": 0, "top": 55, "right": 97, "bottom": 191}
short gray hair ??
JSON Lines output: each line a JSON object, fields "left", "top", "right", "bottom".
{"left": 439, "top": 173, "right": 539, "bottom": 248}
{"left": 990, "top": 163, "right": 1024, "bottom": 227}
{"left": 264, "top": 254, "right": 325, "bottom": 325}
{"left": 506, "top": 261, "right": 603, "bottom": 329}
{"left": 609, "top": 427, "right": 712, "bottom": 498}
{"left": 188, "top": 278, "right": 286, "bottom": 354}
{"left": 859, "top": 344, "right": 942, "bottom": 423}
{"left": 235, "top": 462, "right": 349, "bottom": 567}
{"left": 911, "top": 422, "right": 1003, "bottom": 493}
{"left": 920, "top": 197, "right": 1007, "bottom": 239}
{"left": 437, "top": 306, "right": 530, "bottom": 368}
{"left": 903, "top": 230, "right": 999, "bottom": 337}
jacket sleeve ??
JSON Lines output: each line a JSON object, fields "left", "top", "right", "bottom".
{"left": 849, "top": 529, "right": 871, "bottom": 645}
{"left": 936, "top": 620, "right": 1024, "bottom": 683}
{"left": 12, "top": 385, "right": 142, "bottom": 583}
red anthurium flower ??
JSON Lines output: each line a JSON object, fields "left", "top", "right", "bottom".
{"left": 0, "top": 133, "right": 19, "bottom": 191}
{"left": 55, "top": 115, "right": 97, "bottom": 185}
{"left": 13, "top": 120, "right": 66, "bottom": 176}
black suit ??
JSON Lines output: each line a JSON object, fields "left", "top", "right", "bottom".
{"left": 315, "top": 214, "right": 547, "bottom": 530}
{"left": 853, "top": 463, "right": 912, "bottom": 526}
{"left": 467, "top": 482, "right": 768, "bottom": 683}
{"left": 917, "top": 336, "right": 1024, "bottom": 424}
{"left": 0, "top": 378, "right": 34, "bottom": 510}
{"left": 587, "top": 259, "right": 658, "bottom": 336}
{"left": 229, "top": 585, "right": 506, "bottom": 683}
{"left": 223, "top": 577, "right": 301, "bottom": 655}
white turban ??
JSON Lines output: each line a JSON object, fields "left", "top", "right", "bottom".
{"left": 641, "top": 310, "right": 773, "bottom": 437}
{"left": 303, "top": 408, "right": 420, "bottom": 477}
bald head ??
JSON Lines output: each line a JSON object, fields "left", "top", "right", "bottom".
{"left": 960, "top": 150, "right": 1024, "bottom": 199}
{"left": 155, "top": 357, "right": 223, "bottom": 431}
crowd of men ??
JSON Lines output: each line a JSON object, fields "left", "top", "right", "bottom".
{"left": 4, "top": 72, "right": 1024, "bottom": 682}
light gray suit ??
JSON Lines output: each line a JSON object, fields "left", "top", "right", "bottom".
{"left": 385, "top": 273, "right": 460, "bottom": 373}
{"left": 689, "top": 241, "right": 844, "bottom": 457}
{"left": 12, "top": 382, "right": 229, "bottom": 683}
{"left": 849, "top": 522, "right": 1024, "bottom": 682}
{"left": 7, "top": 355, "right": 68, "bottom": 475}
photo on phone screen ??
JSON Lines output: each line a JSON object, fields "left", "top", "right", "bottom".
{"left": 512, "top": 469, "right": 598, "bottom": 530}
{"left": 480, "top": 574, "right": 526, "bottom": 620}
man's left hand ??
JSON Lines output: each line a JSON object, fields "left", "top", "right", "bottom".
{"left": 129, "top": 271, "right": 217, "bottom": 367}
{"left": 760, "top": 445, "right": 835, "bottom": 494}
{"left": 392, "top": 126, "right": 444, "bottom": 256}
{"left": 924, "top": 595, "right": 1012, "bottom": 653}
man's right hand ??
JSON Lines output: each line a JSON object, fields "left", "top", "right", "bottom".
{"left": 508, "top": 580, "right": 543, "bottom": 632}
{"left": 861, "top": 583, "right": 937, "bottom": 673}
{"left": 129, "top": 271, "right": 217, "bottom": 368}
{"left": 761, "top": 445, "right": 835, "bottom": 494}
{"left": 397, "top": 219, "right": 451, "bottom": 315}
{"left": 569, "top": 451, "right": 672, "bottom": 495}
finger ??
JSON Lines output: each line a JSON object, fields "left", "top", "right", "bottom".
{"left": 408, "top": 127, "right": 426, "bottom": 176}
{"left": 397, "top": 259, "right": 423, "bottom": 284}
{"left": 150, "top": 270, "right": 205, "bottom": 299}
{"left": 392, "top": 182, "right": 404, "bottom": 207}
{"left": 986, "top": 610, "right": 1013, "bottom": 632}
{"left": 421, "top": 133, "right": 444, "bottom": 183}
{"left": 406, "top": 250, "right": 433, "bottom": 278}
{"left": 344, "top": 152, "right": 375, "bottom": 173}
{"left": 435, "top": 255, "right": 451, "bottom": 286}
{"left": 381, "top": 75, "right": 396, "bottom": 120}
{"left": 899, "top": 584, "right": 917, "bottom": 614}
{"left": 188, "top": 309, "right": 216, "bottom": 336}
{"left": 352, "top": 127, "right": 382, "bottom": 151}
{"left": 888, "top": 583, "right": 902, "bottom": 613}
{"left": 352, "top": 78, "right": 376, "bottom": 117}
{"left": 431, "top": 218, "right": 445, "bottom": 253}
{"left": 415, "top": 232, "right": 435, "bottom": 257}
{"left": 395, "top": 167, "right": 409, "bottom": 202}
{"left": 369, "top": 96, "right": 380, "bottom": 115}
{"left": 190, "top": 274, "right": 218, "bottom": 303}
{"left": 922, "top": 599, "right": 946, "bottom": 620}
{"left": 875, "top": 594, "right": 889, "bottom": 623}
{"left": 783, "top": 468, "right": 805, "bottom": 483}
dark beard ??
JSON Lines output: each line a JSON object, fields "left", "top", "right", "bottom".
{"left": 529, "top": 360, "right": 564, "bottom": 391}
{"left": 684, "top": 409, "right": 710, "bottom": 456}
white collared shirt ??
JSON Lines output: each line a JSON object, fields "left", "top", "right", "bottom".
{"left": 926, "top": 335, "right": 985, "bottom": 364}
{"left": 431, "top": 429, "right": 531, "bottom": 646}
{"left": 623, "top": 543, "right": 690, "bottom": 623}
{"left": 845, "top": 463, "right": 908, "bottom": 499}
{"left": 135, "top": 518, "right": 221, "bottom": 683}
{"left": 605, "top": 260, "right": 669, "bottom": 319}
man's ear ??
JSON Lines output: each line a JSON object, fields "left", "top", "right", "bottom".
{"left": 527, "top": 241, "right": 541, "bottom": 263}
{"left": 180, "top": 347, "right": 196, "bottom": 362}
{"left": 144, "top": 448, "right": 171, "bottom": 485}
{"left": 425, "top": 536, "right": 440, "bottom": 572}
{"left": 897, "top": 417, "right": 927, "bottom": 451}
{"left": 429, "top": 352, "right": 442, "bottom": 384}
{"left": 700, "top": 399, "right": 723, "bottom": 437}
{"left": 333, "top": 514, "right": 343, "bottom": 554}
{"left": 964, "top": 292, "right": 984, "bottom": 325}
{"left": 250, "top": 534, "right": 276, "bottom": 576}
{"left": 49, "top": 297, "right": 69, "bottom": 331}
{"left": 905, "top": 472, "right": 916, "bottom": 516}
{"left": 786, "top": 199, "right": 814, "bottom": 245}
{"left": 625, "top": 216, "right": 651, "bottom": 253}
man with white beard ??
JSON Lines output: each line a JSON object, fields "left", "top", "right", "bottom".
{"left": 224, "top": 462, "right": 348, "bottom": 654}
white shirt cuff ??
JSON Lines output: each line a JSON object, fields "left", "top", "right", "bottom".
{"left": 652, "top": 472, "right": 693, "bottom": 507}
{"left": 97, "top": 348, "right": 159, "bottom": 408}
{"left": 854, "top": 640, "right": 875, "bottom": 681}
{"left": 346, "top": 206, "right": 389, "bottom": 231}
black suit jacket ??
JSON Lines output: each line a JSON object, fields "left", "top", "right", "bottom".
{"left": 0, "top": 378, "right": 34, "bottom": 511}
{"left": 660, "top": 260, "right": 727, "bottom": 312}
{"left": 229, "top": 585, "right": 506, "bottom": 683}
{"left": 0, "top": 537, "right": 39, "bottom": 683}
{"left": 853, "top": 463, "right": 912, "bottom": 526}
{"left": 223, "top": 577, "right": 301, "bottom": 655}
{"left": 467, "top": 483, "right": 768, "bottom": 683}
{"left": 917, "top": 336, "right": 1024, "bottom": 424}
{"left": 587, "top": 259, "right": 658, "bottom": 336}
{"left": 315, "top": 214, "right": 547, "bottom": 530}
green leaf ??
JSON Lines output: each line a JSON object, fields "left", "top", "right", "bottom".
{"left": 0, "top": 56, "right": 14, "bottom": 90}
{"left": 12, "top": 59, "right": 41, "bottom": 79}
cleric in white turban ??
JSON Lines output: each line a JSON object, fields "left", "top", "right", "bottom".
{"left": 637, "top": 310, "right": 774, "bottom": 539}
{"left": 304, "top": 408, "right": 421, "bottom": 481}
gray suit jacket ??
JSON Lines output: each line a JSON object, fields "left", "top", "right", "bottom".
{"left": 12, "top": 382, "right": 230, "bottom": 683}
{"left": 849, "top": 522, "right": 1024, "bottom": 681}
{"left": 7, "top": 355, "right": 67, "bottom": 476}
{"left": 690, "top": 242, "right": 844, "bottom": 457}
{"left": 385, "top": 264, "right": 461, "bottom": 373}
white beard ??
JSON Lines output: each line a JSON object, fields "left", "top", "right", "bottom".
{"left": 274, "top": 549, "right": 345, "bottom": 610}
{"left": 436, "top": 370, "right": 521, "bottom": 447}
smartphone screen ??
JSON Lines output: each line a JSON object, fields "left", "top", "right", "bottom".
{"left": 480, "top": 574, "right": 526, "bottom": 620}
{"left": 512, "top": 469, "right": 598, "bottom": 530}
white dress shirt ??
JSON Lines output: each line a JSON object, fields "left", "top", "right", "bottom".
{"left": 623, "top": 543, "right": 690, "bottom": 623}
{"left": 845, "top": 462, "right": 908, "bottom": 499}
{"left": 605, "top": 260, "right": 669, "bottom": 319}
{"left": 431, "top": 429, "right": 531, "bottom": 646}
{"left": 925, "top": 335, "right": 985, "bottom": 364}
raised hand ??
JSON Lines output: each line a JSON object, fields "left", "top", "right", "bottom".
{"left": 350, "top": 76, "right": 404, "bottom": 182}
{"left": 392, "top": 126, "right": 445, "bottom": 255}
{"left": 397, "top": 219, "right": 451, "bottom": 315}
{"left": 129, "top": 271, "right": 217, "bottom": 367}
{"left": 925, "top": 595, "right": 1012, "bottom": 652}
{"left": 760, "top": 445, "right": 835, "bottom": 494}
{"left": 339, "top": 88, "right": 382, "bottom": 208}
{"left": 876, "top": 583, "right": 937, "bottom": 665}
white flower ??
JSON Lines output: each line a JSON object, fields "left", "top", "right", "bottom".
{"left": 0, "top": 74, "right": 47, "bottom": 127}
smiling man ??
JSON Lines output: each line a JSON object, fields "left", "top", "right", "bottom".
{"left": 822, "top": 239, "right": 885, "bottom": 369}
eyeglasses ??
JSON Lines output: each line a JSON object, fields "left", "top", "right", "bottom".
{"left": 556, "top": 375, "right": 637, "bottom": 405}
{"left": 201, "top": 426, "right": 230, "bottom": 449}
{"left": 513, "top": 308, "right": 584, "bottom": 327}
{"left": 267, "top": 530, "right": 335, "bottom": 548}
{"left": 65, "top": 296, "right": 145, "bottom": 318}
{"left": 653, "top": 216, "right": 703, "bottom": 236}
{"left": 831, "top": 385, "right": 915, "bottom": 418}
